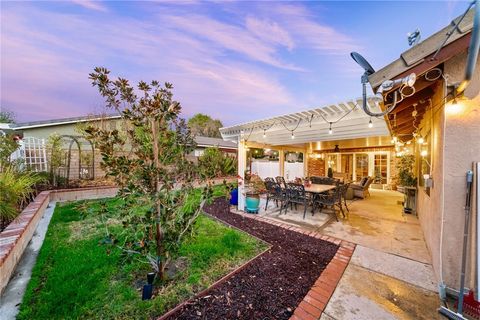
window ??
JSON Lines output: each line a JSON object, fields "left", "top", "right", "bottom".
{"left": 355, "top": 154, "right": 369, "bottom": 181}
{"left": 374, "top": 154, "right": 388, "bottom": 184}
{"left": 327, "top": 155, "right": 337, "bottom": 171}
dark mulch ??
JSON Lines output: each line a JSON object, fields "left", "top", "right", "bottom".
{"left": 164, "top": 198, "right": 339, "bottom": 320}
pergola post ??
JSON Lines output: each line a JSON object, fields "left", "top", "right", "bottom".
{"left": 279, "top": 149, "right": 285, "bottom": 177}
{"left": 237, "top": 137, "right": 246, "bottom": 211}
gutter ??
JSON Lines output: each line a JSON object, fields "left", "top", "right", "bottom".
{"left": 457, "top": 0, "right": 480, "bottom": 94}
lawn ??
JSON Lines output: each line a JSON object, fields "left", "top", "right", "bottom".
{"left": 18, "top": 197, "right": 267, "bottom": 320}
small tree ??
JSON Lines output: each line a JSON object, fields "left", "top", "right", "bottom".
{"left": 396, "top": 154, "right": 417, "bottom": 187}
{"left": 85, "top": 67, "right": 209, "bottom": 280}
{"left": 47, "top": 133, "right": 64, "bottom": 187}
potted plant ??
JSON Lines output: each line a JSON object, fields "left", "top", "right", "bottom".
{"left": 244, "top": 173, "right": 265, "bottom": 213}
{"left": 327, "top": 167, "right": 334, "bottom": 178}
{"left": 395, "top": 154, "right": 417, "bottom": 214}
{"left": 396, "top": 154, "right": 417, "bottom": 193}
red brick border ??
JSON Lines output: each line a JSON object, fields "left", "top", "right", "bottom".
{"left": 229, "top": 211, "right": 355, "bottom": 320}
{"left": 0, "top": 186, "right": 118, "bottom": 295}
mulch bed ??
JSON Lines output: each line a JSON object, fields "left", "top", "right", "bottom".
{"left": 164, "top": 198, "right": 339, "bottom": 320}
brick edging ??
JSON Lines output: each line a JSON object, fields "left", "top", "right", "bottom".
{"left": 229, "top": 210, "right": 355, "bottom": 320}
{"left": 0, "top": 186, "right": 118, "bottom": 295}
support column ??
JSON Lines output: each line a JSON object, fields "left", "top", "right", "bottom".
{"left": 237, "top": 138, "right": 246, "bottom": 211}
{"left": 279, "top": 149, "right": 285, "bottom": 178}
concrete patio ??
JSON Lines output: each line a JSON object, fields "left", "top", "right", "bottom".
{"left": 246, "top": 189, "right": 441, "bottom": 319}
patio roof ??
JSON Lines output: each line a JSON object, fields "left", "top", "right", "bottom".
{"left": 220, "top": 97, "right": 390, "bottom": 146}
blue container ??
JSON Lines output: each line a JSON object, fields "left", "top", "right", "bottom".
{"left": 245, "top": 195, "right": 260, "bottom": 213}
{"left": 230, "top": 188, "right": 238, "bottom": 205}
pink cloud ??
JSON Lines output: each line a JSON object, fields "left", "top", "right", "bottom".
{"left": 71, "top": 0, "right": 108, "bottom": 12}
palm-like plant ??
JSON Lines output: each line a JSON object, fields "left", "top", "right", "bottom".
{"left": 0, "top": 167, "right": 43, "bottom": 224}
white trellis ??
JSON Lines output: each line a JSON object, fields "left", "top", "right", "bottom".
{"left": 20, "top": 137, "right": 48, "bottom": 172}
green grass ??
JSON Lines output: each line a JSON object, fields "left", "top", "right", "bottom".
{"left": 18, "top": 197, "right": 266, "bottom": 320}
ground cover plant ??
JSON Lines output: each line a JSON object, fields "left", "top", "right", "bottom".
{"left": 166, "top": 198, "right": 339, "bottom": 320}
{"left": 18, "top": 196, "right": 267, "bottom": 319}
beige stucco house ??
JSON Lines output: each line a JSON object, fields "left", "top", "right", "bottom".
{"left": 221, "top": 8, "right": 479, "bottom": 296}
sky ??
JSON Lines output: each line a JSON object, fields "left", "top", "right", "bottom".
{"left": 0, "top": 0, "right": 469, "bottom": 125}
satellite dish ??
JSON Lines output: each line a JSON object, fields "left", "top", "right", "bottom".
{"left": 350, "top": 52, "right": 375, "bottom": 75}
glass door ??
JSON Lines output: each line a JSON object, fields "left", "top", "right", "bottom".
{"left": 374, "top": 154, "right": 388, "bottom": 184}
{"left": 355, "top": 153, "right": 369, "bottom": 181}
{"left": 341, "top": 154, "right": 353, "bottom": 181}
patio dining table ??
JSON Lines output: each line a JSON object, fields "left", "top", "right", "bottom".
{"left": 304, "top": 184, "right": 336, "bottom": 194}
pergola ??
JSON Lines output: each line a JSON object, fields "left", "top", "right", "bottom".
{"left": 220, "top": 97, "right": 391, "bottom": 210}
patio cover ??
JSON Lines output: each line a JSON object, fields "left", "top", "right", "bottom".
{"left": 220, "top": 97, "right": 390, "bottom": 146}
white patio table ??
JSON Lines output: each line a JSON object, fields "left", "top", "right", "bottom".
{"left": 304, "top": 184, "right": 336, "bottom": 194}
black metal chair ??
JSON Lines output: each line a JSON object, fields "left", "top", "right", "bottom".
{"left": 341, "top": 182, "right": 351, "bottom": 213}
{"left": 313, "top": 186, "right": 344, "bottom": 221}
{"left": 265, "top": 177, "right": 275, "bottom": 184}
{"left": 275, "top": 176, "right": 287, "bottom": 189}
{"left": 264, "top": 180, "right": 286, "bottom": 211}
{"left": 284, "top": 183, "right": 312, "bottom": 219}
{"left": 310, "top": 176, "right": 338, "bottom": 185}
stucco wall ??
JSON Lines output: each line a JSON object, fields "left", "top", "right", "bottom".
{"left": 418, "top": 52, "right": 480, "bottom": 289}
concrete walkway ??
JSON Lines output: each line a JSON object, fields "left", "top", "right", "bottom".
{"left": 256, "top": 189, "right": 441, "bottom": 319}
{"left": 0, "top": 202, "right": 57, "bottom": 320}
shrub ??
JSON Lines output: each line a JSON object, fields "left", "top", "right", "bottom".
{"left": 198, "top": 147, "right": 236, "bottom": 178}
{"left": 396, "top": 154, "right": 417, "bottom": 187}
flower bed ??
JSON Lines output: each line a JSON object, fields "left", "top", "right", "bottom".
{"left": 163, "top": 198, "right": 339, "bottom": 319}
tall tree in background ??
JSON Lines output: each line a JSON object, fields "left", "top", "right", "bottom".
{"left": 0, "top": 109, "right": 16, "bottom": 123}
{"left": 187, "top": 113, "right": 223, "bottom": 138}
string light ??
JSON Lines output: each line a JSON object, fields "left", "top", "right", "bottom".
{"left": 291, "top": 132, "right": 295, "bottom": 139}
{"left": 368, "top": 118, "right": 373, "bottom": 128}
{"left": 417, "top": 136, "right": 424, "bottom": 144}
{"left": 328, "top": 122, "right": 333, "bottom": 135}
{"left": 263, "top": 129, "right": 266, "bottom": 138}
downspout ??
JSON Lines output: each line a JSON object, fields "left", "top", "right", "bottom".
{"left": 457, "top": 0, "right": 480, "bottom": 94}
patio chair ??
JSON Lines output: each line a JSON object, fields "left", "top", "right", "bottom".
{"left": 264, "top": 177, "right": 275, "bottom": 184}
{"left": 310, "top": 176, "right": 336, "bottom": 185}
{"left": 340, "top": 182, "right": 351, "bottom": 213}
{"left": 275, "top": 176, "right": 287, "bottom": 189}
{"left": 264, "top": 180, "right": 286, "bottom": 211}
{"left": 284, "top": 183, "right": 312, "bottom": 219}
{"left": 351, "top": 177, "right": 373, "bottom": 199}
{"left": 313, "top": 186, "right": 344, "bottom": 221}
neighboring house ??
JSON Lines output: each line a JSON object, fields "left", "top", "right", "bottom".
{"left": 10, "top": 114, "right": 237, "bottom": 180}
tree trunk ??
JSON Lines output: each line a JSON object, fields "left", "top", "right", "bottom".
{"left": 151, "top": 118, "right": 165, "bottom": 280}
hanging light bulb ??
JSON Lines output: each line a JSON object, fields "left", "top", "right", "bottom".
{"left": 291, "top": 131, "right": 295, "bottom": 139}
{"left": 263, "top": 129, "right": 266, "bottom": 138}
{"left": 328, "top": 122, "right": 333, "bottom": 135}
{"left": 368, "top": 118, "right": 373, "bottom": 128}
{"left": 417, "top": 136, "right": 424, "bottom": 144}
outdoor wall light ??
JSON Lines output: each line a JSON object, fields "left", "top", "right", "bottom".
{"left": 446, "top": 98, "right": 464, "bottom": 115}
{"left": 368, "top": 118, "right": 373, "bottom": 128}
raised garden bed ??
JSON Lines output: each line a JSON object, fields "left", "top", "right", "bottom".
{"left": 163, "top": 198, "right": 339, "bottom": 320}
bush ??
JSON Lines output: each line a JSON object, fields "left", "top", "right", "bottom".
{"left": 0, "top": 167, "right": 44, "bottom": 227}
{"left": 198, "top": 147, "right": 236, "bottom": 178}
{"left": 396, "top": 154, "right": 417, "bottom": 187}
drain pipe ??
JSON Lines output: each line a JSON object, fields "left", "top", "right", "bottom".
{"left": 457, "top": 0, "right": 480, "bottom": 94}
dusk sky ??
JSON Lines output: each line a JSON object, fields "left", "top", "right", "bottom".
{"left": 0, "top": 1, "right": 468, "bottom": 125}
